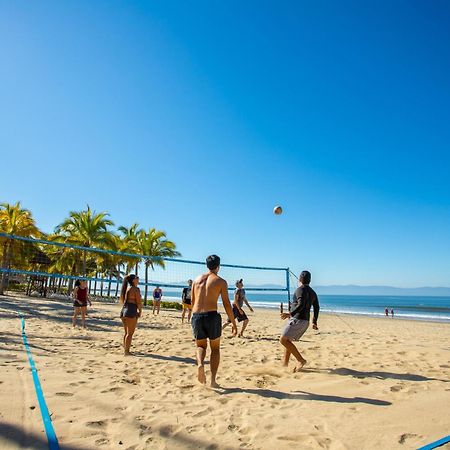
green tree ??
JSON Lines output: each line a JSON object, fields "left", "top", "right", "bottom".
{"left": 118, "top": 223, "right": 142, "bottom": 274}
{"left": 54, "top": 206, "right": 114, "bottom": 276}
{"left": 137, "top": 228, "right": 180, "bottom": 304}
{"left": 0, "top": 202, "right": 41, "bottom": 294}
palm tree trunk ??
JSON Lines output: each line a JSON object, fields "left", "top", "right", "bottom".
{"left": 107, "top": 272, "right": 112, "bottom": 298}
{"left": 68, "top": 278, "right": 74, "bottom": 296}
{"left": 93, "top": 272, "right": 97, "bottom": 296}
{"left": 0, "top": 240, "right": 12, "bottom": 295}
{"left": 83, "top": 250, "right": 87, "bottom": 276}
{"left": 115, "top": 265, "right": 121, "bottom": 297}
{"left": 144, "top": 263, "right": 149, "bottom": 305}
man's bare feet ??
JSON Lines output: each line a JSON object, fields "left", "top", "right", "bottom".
{"left": 210, "top": 380, "right": 221, "bottom": 389}
{"left": 293, "top": 359, "right": 307, "bottom": 372}
{"left": 197, "top": 365, "right": 206, "bottom": 385}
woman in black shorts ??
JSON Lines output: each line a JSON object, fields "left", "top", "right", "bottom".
{"left": 120, "top": 274, "right": 142, "bottom": 356}
{"left": 72, "top": 279, "right": 90, "bottom": 328}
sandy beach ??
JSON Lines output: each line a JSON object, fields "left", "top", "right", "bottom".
{"left": 0, "top": 294, "right": 449, "bottom": 450}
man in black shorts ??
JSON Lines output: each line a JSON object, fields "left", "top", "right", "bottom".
{"left": 280, "top": 270, "right": 320, "bottom": 372}
{"left": 191, "top": 255, "right": 237, "bottom": 387}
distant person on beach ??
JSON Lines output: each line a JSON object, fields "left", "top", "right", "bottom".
{"left": 222, "top": 279, "right": 254, "bottom": 337}
{"left": 391, "top": 308, "right": 394, "bottom": 318}
{"left": 191, "top": 255, "right": 237, "bottom": 388}
{"left": 152, "top": 286, "right": 163, "bottom": 315}
{"left": 120, "top": 274, "right": 142, "bottom": 356}
{"left": 385, "top": 307, "right": 389, "bottom": 317}
{"left": 280, "top": 270, "right": 319, "bottom": 372}
{"left": 72, "top": 279, "right": 90, "bottom": 328}
{"left": 181, "top": 279, "right": 193, "bottom": 323}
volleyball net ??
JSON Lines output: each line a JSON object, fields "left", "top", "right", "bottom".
{"left": 0, "top": 233, "right": 290, "bottom": 304}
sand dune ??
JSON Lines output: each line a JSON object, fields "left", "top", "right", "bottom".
{"left": 0, "top": 294, "right": 449, "bottom": 449}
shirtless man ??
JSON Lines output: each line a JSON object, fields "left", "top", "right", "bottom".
{"left": 191, "top": 255, "right": 237, "bottom": 388}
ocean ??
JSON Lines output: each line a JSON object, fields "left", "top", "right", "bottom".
{"left": 245, "top": 293, "right": 450, "bottom": 323}
{"left": 162, "top": 289, "right": 450, "bottom": 323}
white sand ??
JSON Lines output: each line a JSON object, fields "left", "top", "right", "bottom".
{"left": 0, "top": 294, "right": 449, "bottom": 449}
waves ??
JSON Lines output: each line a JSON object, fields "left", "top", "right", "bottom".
{"left": 245, "top": 294, "right": 450, "bottom": 324}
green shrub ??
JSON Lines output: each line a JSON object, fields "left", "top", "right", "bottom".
{"left": 145, "top": 301, "right": 182, "bottom": 310}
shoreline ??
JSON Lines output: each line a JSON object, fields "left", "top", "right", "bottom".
{"left": 7, "top": 291, "right": 450, "bottom": 325}
{"left": 251, "top": 305, "right": 450, "bottom": 325}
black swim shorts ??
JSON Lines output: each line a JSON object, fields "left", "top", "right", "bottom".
{"left": 232, "top": 305, "right": 248, "bottom": 322}
{"left": 191, "top": 311, "right": 221, "bottom": 340}
{"left": 120, "top": 302, "right": 139, "bottom": 318}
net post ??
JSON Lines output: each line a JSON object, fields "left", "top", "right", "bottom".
{"left": 286, "top": 268, "right": 290, "bottom": 305}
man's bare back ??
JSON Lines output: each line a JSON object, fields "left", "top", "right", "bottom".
{"left": 192, "top": 272, "right": 227, "bottom": 313}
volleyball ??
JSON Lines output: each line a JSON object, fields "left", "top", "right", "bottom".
{"left": 273, "top": 206, "right": 283, "bottom": 215}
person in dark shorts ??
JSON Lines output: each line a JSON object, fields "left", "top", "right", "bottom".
{"left": 280, "top": 270, "right": 319, "bottom": 372}
{"left": 223, "top": 279, "right": 254, "bottom": 337}
{"left": 120, "top": 274, "right": 142, "bottom": 356}
{"left": 72, "top": 279, "right": 90, "bottom": 328}
{"left": 191, "top": 255, "right": 237, "bottom": 388}
{"left": 181, "top": 279, "right": 193, "bottom": 323}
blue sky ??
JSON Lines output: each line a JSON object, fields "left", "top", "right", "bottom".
{"left": 1, "top": 1, "right": 450, "bottom": 287}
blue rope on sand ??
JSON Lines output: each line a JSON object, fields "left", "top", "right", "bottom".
{"left": 418, "top": 435, "right": 450, "bottom": 450}
{"left": 20, "top": 317, "right": 60, "bottom": 450}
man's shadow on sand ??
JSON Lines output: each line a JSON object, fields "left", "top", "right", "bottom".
{"left": 133, "top": 352, "right": 198, "bottom": 365}
{"left": 217, "top": 387, "right": 391, "bottom": 406}
{"left": 302, "top": 367, "right": 449, "bottom": 383}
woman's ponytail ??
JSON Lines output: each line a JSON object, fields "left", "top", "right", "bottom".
{"left": 120, "top": 274, "right": 137, "bottom": 304}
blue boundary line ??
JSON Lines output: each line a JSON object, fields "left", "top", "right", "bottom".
{"left": 0, "top": 232, "right": 287, "bottom": 271}
{"left": 20, "top": 317, "right": 60, "bottom": 450}
{"left": 418, "top": 435, "right": 450, "bottom": 450}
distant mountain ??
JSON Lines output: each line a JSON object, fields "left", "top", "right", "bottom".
{"left": 241, "top": 283, "right": 450, "bottom": 296}
{"left": 314, "top": 285, "right": 450, "bottom": 296}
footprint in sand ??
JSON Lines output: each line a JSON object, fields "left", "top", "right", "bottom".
{"left": 100, "top": 387, "right": 123, "bottom": 393}
{"left": 398, "top": 433, "right": 421, "bottom": 444}
{"left": 256, "top": 378, "right": 270, "bottom": 388}
{"left": 55, "top": 392, "right": 74, "bottom": 397}
{"left": 95, "top": 438, "right": 110, "bottom": 446}
{"left": 139, "top": 424, "right": 152, "bottom": 436}
{"left": 159, "top": 425, "right": 174, "bottom": 437}
{"left": 86, "top": 420, "right": 107, "bottom": 428}
{"left": 193, "top": 408, "right": 212, "bottom": 418}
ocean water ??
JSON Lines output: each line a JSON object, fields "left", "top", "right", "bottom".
{"left": 160, "top": 289, "right": 450, "bottom": 323}
{"left": 245, "top": 293, "right": 450, "bottom": 323}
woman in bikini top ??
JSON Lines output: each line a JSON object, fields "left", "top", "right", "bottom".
{"left": 120, "top": 274, "right": 142, "bottom": 356}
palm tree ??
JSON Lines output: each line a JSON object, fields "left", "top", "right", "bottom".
{"left": 137, "top": 228, "right": 180, "bottom": 304}
{"left": 54, "top": 206, "right": 114, "bottom": 277}
{"left": 0, "top": 202, "right": 41, "bottom": 295}
{"left": 118, "top": 223, "right": 142, "bottom": 274}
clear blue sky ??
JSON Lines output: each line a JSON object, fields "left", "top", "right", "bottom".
{"left": 1, "top": 1, "right": 450, "bottom": 287}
